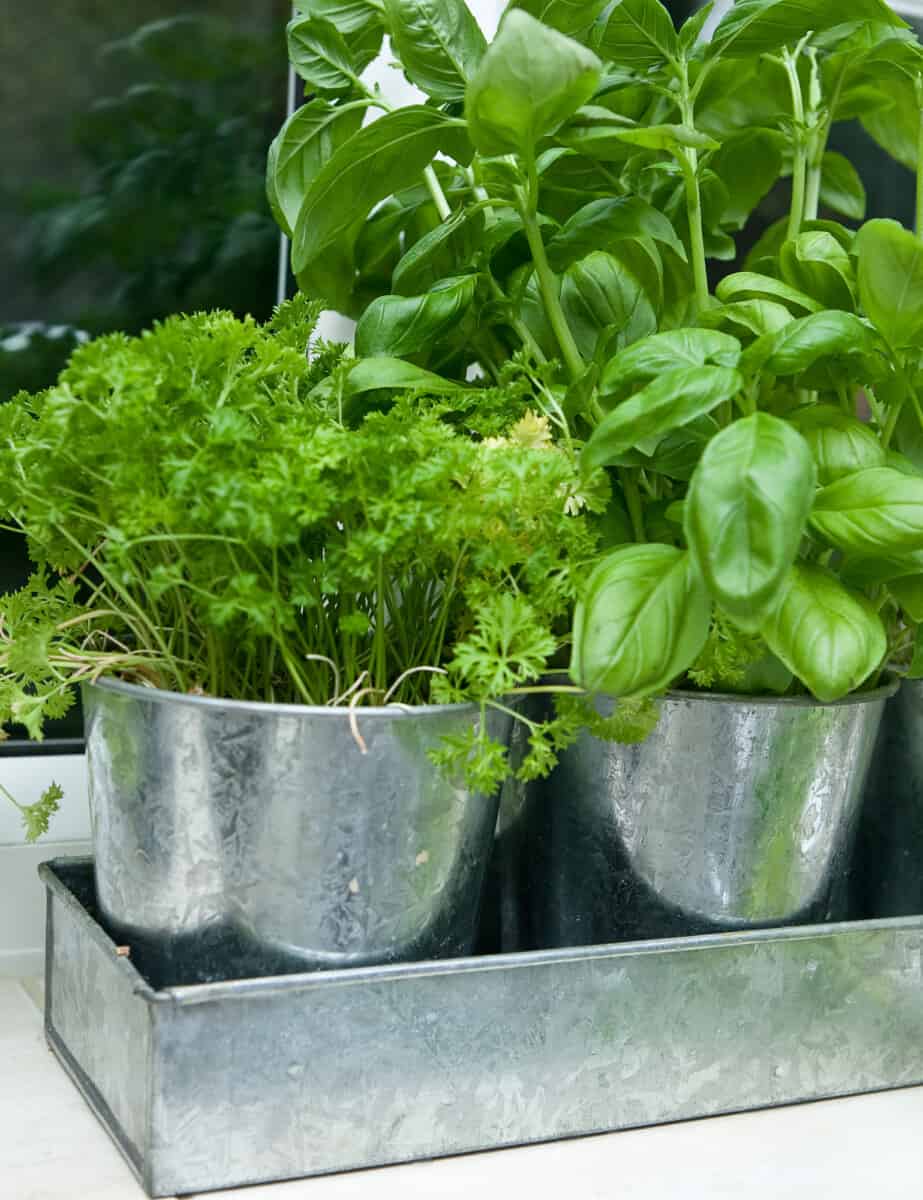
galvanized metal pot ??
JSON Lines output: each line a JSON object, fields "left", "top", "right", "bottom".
{"left": 506, "top": 684, "right": 895, "bottom": 950}
{"left": 854, "top": 677, "right": 923, "bottom": 919}
{"left": 84, "top": 679, "right": 510, "bottom": 982}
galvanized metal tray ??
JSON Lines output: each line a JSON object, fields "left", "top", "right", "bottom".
{"left": 42, "top": 857, "right": 923, "bottom": 1198}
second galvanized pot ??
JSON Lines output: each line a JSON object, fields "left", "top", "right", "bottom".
{"left": 503, "top": 683, "right": 895, "bottom": 950}
{"left": 84, "top": 679, "right": 510, "bottom": 983}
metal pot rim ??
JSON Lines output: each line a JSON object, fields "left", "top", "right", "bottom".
{"left": 542, "top": 672, "right": 900, "bottom": 707}
{"left": 84, "top": 676, "right": 481, "bottom": 720}
{"left": 664, "top": 676, "right": 900, "bottom": 707}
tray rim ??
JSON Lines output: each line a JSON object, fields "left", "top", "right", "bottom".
{"left": 40, "top": 855, "right": 923, "bottom": 1009}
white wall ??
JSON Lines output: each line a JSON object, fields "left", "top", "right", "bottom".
{"left": 0, "top": 756, "right": 91, "bottom": 976}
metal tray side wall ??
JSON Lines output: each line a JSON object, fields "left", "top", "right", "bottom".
{"left": 42, "top": 861, "right": 923, "bottom": 1197}
{"left": 45, "top": 873, "right": 154, "bottom": 1182}
{"left": 152, "top": 928, "right": 923, "bottom": 1195}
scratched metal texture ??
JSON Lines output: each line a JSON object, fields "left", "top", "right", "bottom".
{"left": 43, "top": 858, "right": 923, "bottom": 1198}
{"left": 84, "top": 679, "right": 510, "bottom": 980}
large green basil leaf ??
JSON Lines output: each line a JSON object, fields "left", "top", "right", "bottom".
{"left": 287, "top": 15, "right": 362, "bottom": 95}
{"left": 599, "top": 328, "right": 741, "bottom": 403}
{"left": 570, "top": 544, "right": 711, "bottom": 697}
{"left": 698, "top": 299, "right": 794, "bottom": 340}
{"left": 710, "top": 0, "right": 902, "bottom": 59}
{"left": 716, "top": 271, "right": 822, "bottom": 314}
{"left": 604, "top": 124, "right": 719, "bottom": 152}
{"left": 591, "top": 0, "right": 679, "bottom": 69}
{"left": 355, "top": 275, "right": 477, "bottom": 358}
{"left": 787, "top": 405, "right": 886, "bottom": 486}
{"left": 740, "top": 311, "right": 886, "bottom": 388}
{"left": 810, "top": 467, "right": 923, "bottom": 555}
{"left": 385, "top": 0, "right": 487, "bottom": 102}
{"left": 841, "top": 547, "right": 923, "bottom": 586}
{"left": 890, "top": 575, "right": 923, "bottom": 622}
{"left": 582, "top": 365, "right": 743, "bottom": 469}
{"left": 706, "top": 129, "right": 784, "bottom": 231}
{"left": 292, "top": 109, "right": 471, "bottom": 272}
{"left": 761, "top": 564, "right": 886, "bottom": 702}
{"left": 560, "top": 248, "right": 658, "bottom": 361}
{"left": 266, "top": 99, "right": 366, "bottom": 237}
{"left": 296, "top": 0, "right": 383, "bottom": 33}
{"left": 651, "top": 414, "right": 721, "bottom": 481}
{"left": 465, "top": 10, "right": 601, "bottom": 158}
{"left": 546, "top": 197, "right": 685, "bottom": 272}
{"left": 819, "top": 151, "right": 867, "bottom": 221}
{"left": 779, "top": 232, "right": 857, "bottom": 313}
{"left": 855, "top": 218, "right": 923, "bottom": 351}
{"left": 508, "top": 0, "right": 611, "bottom": 38}
{"left": 685, "top": 413, "right": 816, "bottom": 630}
{"left": 392, "top": 208, "right": 478, "bottom": 294}
{"left": 346, "top": 357, "right": 464, "bottom": 395}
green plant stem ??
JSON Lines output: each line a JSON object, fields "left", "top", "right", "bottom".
{"left": 916, "top": 92, "right": 923, "bottom": 240}
{"left": 520, "top": 200, "right": 584, "bottom": 382}
{"left": 423, "top": 164, "right": 452, "bottom": 221}
{"left": 619, "top": 468, "right": 646, "bottom": 542}
{"left": 677, "top": 73, "right": 709, "bottom": 313}
{"left": 782, "top": 47, "right": 807, "bottom": 240}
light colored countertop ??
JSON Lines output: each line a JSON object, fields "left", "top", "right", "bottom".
{"left": 4, "top": 977, "right": 923, "bottom": 1200}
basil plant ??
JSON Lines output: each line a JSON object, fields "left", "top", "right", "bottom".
{"left": 269, "top": 0, "right": 923, "bottom": 704}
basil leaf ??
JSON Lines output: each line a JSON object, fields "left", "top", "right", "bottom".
{"left": 508, "top": 0, "right": 611, "bottom": 38}
{"left": 546, "top": 196, "right": 686, "bottom": 272}
{"left": 346, "top": 357, "right": 464, "bottom": 395}
{"left": 819, "top": 151, "right": 867, "bottom": 221}
{"left": 292, "top": 108, "right": 471, "bottom": 272}
{"left": 560, "top": 248, "right": 658, "bottom": 362}
{"left": 592, "top": 0, "right": 680, "bottom": 70}
{"left": 287, "top": 15, "right": 361, "bottom": 96}
{"left": 855, "top": 218, "right": 923, "bottom": 351}
{"left": 841, "top": 548, "right": 923, "bottom": 586}
{"left": 266, "top": 99, "right": 366, "bottom": 237}
{"left": 787, "top": 405, "right": 886, "bottom": 486}
{"left": 392, "top": 208, "right": 474, "bottom": 294}
{"left": 810, "top": 467, "right": 923, "bottom": 555}
{"left": 710, "top": 0, "right": 903, "bottom": 59}
{"left": 685, "top": 413, "right": 816, "bottom": 630}
{"left": 582, "top": 365, "right": 743, "bottom": 469}
{"left": 296, "top": 0, "right": 383, "bottom": 33}
{"left": 716, "top": 271, "right": 822, "bottom": 314}
{"left": 355, "top": 275, "right": 477, "bottom": 358}
{"left": 599, "top": 328, "right": 742, "bottom": 402}
{"left": 385, "top": 0, "right": 487, "bottom": 102}
{"left": 571, "top": 545, "right": 711, "bottom": 698}
{"left": 890, "top": 575, "right": 923, "bottom": 622}
{"left": 651, "top": 414, "right": 721, "bottom": 481}
{"left": 698, "top": 299, "right": 794, "bottom": 339}
{"left": 779, "top": 232, "right": 857, "bottom": 313}
{"left": 761, "top": 564, "right": 886, "bottom": 702}
{"left": 465, "top": 10, "right": 602, "bottom": 158}
{"left": 707, "top": 129, "right": 784, "bottom": 231}
{"left": 740, "top": 311, "right": 886, "bottom": 388}
{"left": 606, "top": 124, "right": 719, "bottom": 152}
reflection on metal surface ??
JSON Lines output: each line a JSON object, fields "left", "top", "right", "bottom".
{"left": 84, "top": 679, "right": 509, "bottom": 978}
{"left": 496, "top": 686, "right": 894, "bottom": 950}
{"left": 43, "top": 858, "right": 923, "bottom": 1198}
{"left": 855, "top": 678, "right": 923, "bottom": 919}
